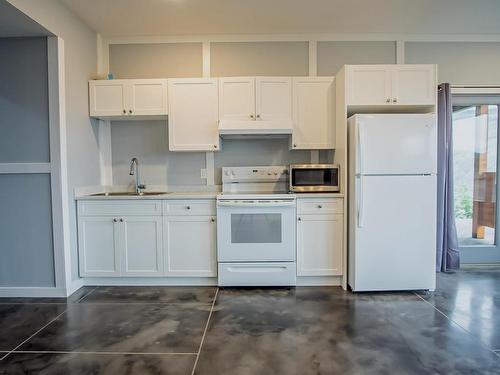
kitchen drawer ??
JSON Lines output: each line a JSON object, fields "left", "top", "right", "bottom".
{"left": 163, "top": 199, "right": 216, "bottom": 216}
{"left": 218, "top": 262, "right": 296, "bottom": 286}
{"left": 297, "top": 198, "right": 343, "bottom": 215}
{"left": 78, "top": 200, "right": 162, "bottom": 216}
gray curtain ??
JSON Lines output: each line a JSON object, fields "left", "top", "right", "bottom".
{"left": 436, "top": 83, "right": 460, "bottom": 271}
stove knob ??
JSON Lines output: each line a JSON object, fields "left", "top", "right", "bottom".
{"left": 231, "top": 171, "right": 236, "bottom": 176}
{"left": 224, "top": 170, "right": 230, "bottom": 176}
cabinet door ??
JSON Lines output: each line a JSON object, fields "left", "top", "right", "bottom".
{"left": 255, "top": 77, "right": 292, "bottom": 122}
{"left": 292, "top": 77, "right": 335, "bottom": 149}
{"left": 89, "top": 80, "right": 127, "bottom": 117}
{"left": 168, "top": 79, "right": 220, "bottom": 151}
{"left": 78, "top": 216, "right": 120, "bottom": 277}
{"left": 163, "top": 215, "right": 217, "bottom": 277}
{"left": 218, "top": 77, "right": 255, "bottom": 121}
{"left": 121, "top": 216, "right": 163, "bottom": 276}
{"left": 391, "top": 65, "right": 436, "bottom": 106}
{"left": 129, "top": 79, "right": 168, "bottom": 116}
{"left": 297, "top": 214, "right": 343, "bottom": 276}
{"left": 347, "top": 66, "right": 391, "bottom": 106}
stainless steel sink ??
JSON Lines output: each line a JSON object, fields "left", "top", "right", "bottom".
{"left": 89, "top": 192, "right": 170, "bottom": 197}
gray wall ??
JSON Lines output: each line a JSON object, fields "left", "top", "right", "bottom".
{"left": 405, "top": 42, "right": 500, "bottom": 84}
{"left": 0, "top": 37, "right": 55, "bottom": 287}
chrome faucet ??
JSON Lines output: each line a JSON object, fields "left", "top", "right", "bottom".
{"left": 129, "top": 157, "right": 145, "bottom": 194}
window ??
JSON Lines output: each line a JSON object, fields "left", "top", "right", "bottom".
{"left": 452, "top": 96, "right": 499, "bottom": 247}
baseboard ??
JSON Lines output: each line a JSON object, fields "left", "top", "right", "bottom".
{"left": 66, "top": 278, "right": 85, "bottom": 297}
{"left": 0, "top": 287, "right": 68, "bottom": 298}
{"left": 296, "top": 276, "right": 342, "bottom": 286}
{"left": 82, "top": 277, "right": 218, "bottom": 286}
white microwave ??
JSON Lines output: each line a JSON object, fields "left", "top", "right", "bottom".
{"left": 289, "top": 164, "right": 340, "bottom": 193}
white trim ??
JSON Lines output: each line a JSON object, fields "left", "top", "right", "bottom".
{"left": 308, "top": 40, "right": 317, "bottom": 76}
{"left": 202, "top": 41, "right": 210, "bottom": 78}
{"left": 0, "top": 287, "right": 68, "bottom": 298}
{"left": 103, "top": 33, "right": 500, "bottom": 45}
{"left": 310, "top": 150, "right": 319, "bottom": 163}
{"left": 451, "top": 87, "right": 500, "bottom": 95}
{"left": 0, "top": 163, "right": 51, "bottom": 174}
{"left": 81, "top": 277, "right": 217, "bottom": 286}
{"left": 205, "top": 152, "right": 215, "bottom": 186}
{"left": 66, "top": 278, "right": 85, "bottom": 297}
{"left": 396, "top": 40, "right": 405, "bottom": 64}
{"left": 48, "top": 36, "right": 72, "bottom": 294}
{"left": 98, "top": 120, "right": 113, "bottom": 185}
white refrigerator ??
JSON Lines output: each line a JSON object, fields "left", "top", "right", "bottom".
{"left": 348, "top": 114, "right": 437, "bottom": 291}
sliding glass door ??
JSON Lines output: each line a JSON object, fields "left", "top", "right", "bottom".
{"left": 452, "top": 93, "right": 500, "bottom": 263}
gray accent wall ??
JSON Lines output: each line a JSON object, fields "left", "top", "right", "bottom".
{"left": 317, "top": 41, "right": 397, "bottom": 76}
{"left": 405, "top": 42, "right": 500, "bottom": 84}
{"left": 0, "top": 174, "right": 55, "bottom": 287}
{"left": 0, "top": 37, "right": 49, "bottom": 163}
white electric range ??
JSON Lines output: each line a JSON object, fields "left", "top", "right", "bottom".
{"left": 216, "top": 166, "right": 297, "bottom": 286}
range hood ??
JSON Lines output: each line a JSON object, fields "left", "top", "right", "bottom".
{"left": 218, "top": 120, "right": 293, "bottom": 138}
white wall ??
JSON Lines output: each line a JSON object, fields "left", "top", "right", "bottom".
{"left": 8, "top": 0, "right": 99, "bottom": 283}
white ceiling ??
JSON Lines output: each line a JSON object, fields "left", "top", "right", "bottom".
{"left": 60, "top": 0, "right": 500, "bottom": 37}
{"left": 0, "top": 0, "right": 52, "bottom": 37}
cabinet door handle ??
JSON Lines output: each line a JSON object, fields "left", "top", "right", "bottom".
{"left": 186, "top": 206, "right": 191, "bottom": 210}
{"left": 256, "top": 114, "right": 261, "bottom": 119}
{"left": 213, "top": 145, "right": 217, "bottom": 149}
{"left": 293, "top": 144, "right": 297, "bottom": 148}
{"left": 298, "top": 217, "right": 301, "bottom": 221}
{"left": 122, "top": 109, "right": 126, "bottom": 114}
{"left": 250, "top": 114, "right": 254, "bottom": 119}
{"left": 211, "top": 218, "right": 215, "bottom": 222}
{"left": 120, "top": 218, "right": 124, "bottom": 222}
{"left": 392, "top": 98, "right": 397, "bottom": 103}
{"left": 317, "top": 205, "right": 322, "bottom": 209}
{"left": 113, "top": 218, "right": 118, "bottom": 222}
{"left": 386, "top": 98, "right": 391, "bottom": 103}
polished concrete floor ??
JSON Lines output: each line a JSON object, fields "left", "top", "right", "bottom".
{"left": 0, "top": 268, "right": 499, "bottom": 374}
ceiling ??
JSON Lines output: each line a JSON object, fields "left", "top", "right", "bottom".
{"left": 60, "top": 0, "right": 500, "bottom": 37}
{"left": 0, "top": 0, "right": 52, "bottom": 37}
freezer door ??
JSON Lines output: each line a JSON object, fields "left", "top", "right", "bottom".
{"left": 351, "top": 114, "right": 437, "bottom": 175}
{"left": 349, "top": 175, "right": 436, "bottom": 291}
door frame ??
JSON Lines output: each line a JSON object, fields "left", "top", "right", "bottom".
{"left": 452, "top": 87, "right": 500, "bottom": 264}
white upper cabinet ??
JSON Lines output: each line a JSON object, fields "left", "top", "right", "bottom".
{"left": 89, "top": 80, "right": 127, "bottom": 117}
{"left": 255, "top": 77, "right": 292, "bottom": 122}
{"left": 391, "top": 65, "right": 436, "bottom": 106}
{"left": 345, "top": 64, "right": 437, "bottom": 107}
{"left": 291, "top": 77, "right": 335, "bottom": 150}
{"left": 129, "top": 80, "right": 168, "bottom": 116}
{"left": 168, "top": 78, "right": 220, "bottom": 152}
{"left": 89, "top": 79, "right": 168, "bottom": 119}
{"left": 347, "top": 65, "right": 392, "bottom": 106}
{"left": 218, "top": 77, "right": 256, "bottom": 121}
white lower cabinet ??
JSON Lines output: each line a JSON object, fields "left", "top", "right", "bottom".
{"left": 121, "top": 216, "right": 163, "bottom": 276}
{"left": 78, "top": 216, "right": 121, "bottom": 277}
{"left": 163, "top": 215, "right": 217, "bottom": 277}
{"left": 296, "top": 198, "right": 344, "bottom": 276}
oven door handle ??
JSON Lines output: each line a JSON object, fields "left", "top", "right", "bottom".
{"left": 217, "top": 201, "right": 296, "bottom": 208}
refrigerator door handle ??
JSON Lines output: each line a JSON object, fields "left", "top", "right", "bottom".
{"left": 357, "top": 124, "right": 365, "bottom": 175}
{"left": 357, "top": 175, "right": 365, "bottom": 228}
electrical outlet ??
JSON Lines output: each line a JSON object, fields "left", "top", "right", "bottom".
{"left": 200, "top": 168, "right": 207, "bottom": 179}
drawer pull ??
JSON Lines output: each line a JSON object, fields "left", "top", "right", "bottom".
{"left": 113, "top": 218, "right": 117, "bottom": 222}
{"left": 317, "top": 205, "right": 322, "bottom": 209}
{"left": 186, "top": 206, "right": 191, "bottom": 210}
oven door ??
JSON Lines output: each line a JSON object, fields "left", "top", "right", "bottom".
{"left": 216, "top": 200, "right": 296, "bottom": 262}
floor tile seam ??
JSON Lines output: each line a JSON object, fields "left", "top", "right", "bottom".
{"left": 413, "top": 292, "right": 500, "bottom": 357}
{"left": 9, "top": 350, "right": 198, "bottom": 355}
{"left": 191, "top": 287, "right": 219, "bottom": 375}
{"left": 0, "top": 308, "right": 68, "bottom": 362}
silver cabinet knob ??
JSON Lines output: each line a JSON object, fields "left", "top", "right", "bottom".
{"left": 211, "top": 218, "right": 215, "bottom": 222}
{"left": 317, "top": 205, "right": 322, "bottom": 209}
{"left": 122, "top": 109, "right": 126, "bottom": 114}
{"left": 256, "top": 114, "right": 261, "bottom": 119}
{"left": 298, "top": 217, "right": 302, "bottom": 221}
{"left": 129, "top": 109, "right": 133, "bottom": 114}
{"left": 120, "top": 218, "right": 124, "bottom": 222}
{"left": 213, "top": 145, "right": 217, "bottom": 149}
{"left": 250, "top": 114, "right": 254, "bottom": 119}
{"left": 386, "top": 98, "right": 391, "bottom": 103}
{"left": 392, "top": 98, "right": 397, "bottom": 103}
{"left": 186, "top": 206, "right": 191, "bottom": 210}
{"left": 113, "top": 218, "right": 118, "bottom": 222}
{"left": 293, "top": 144, "right": 297, "bottom": 148}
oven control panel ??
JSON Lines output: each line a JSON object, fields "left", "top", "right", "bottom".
{"left": 222, "top": 166, "right": 288, "bottom": 183}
